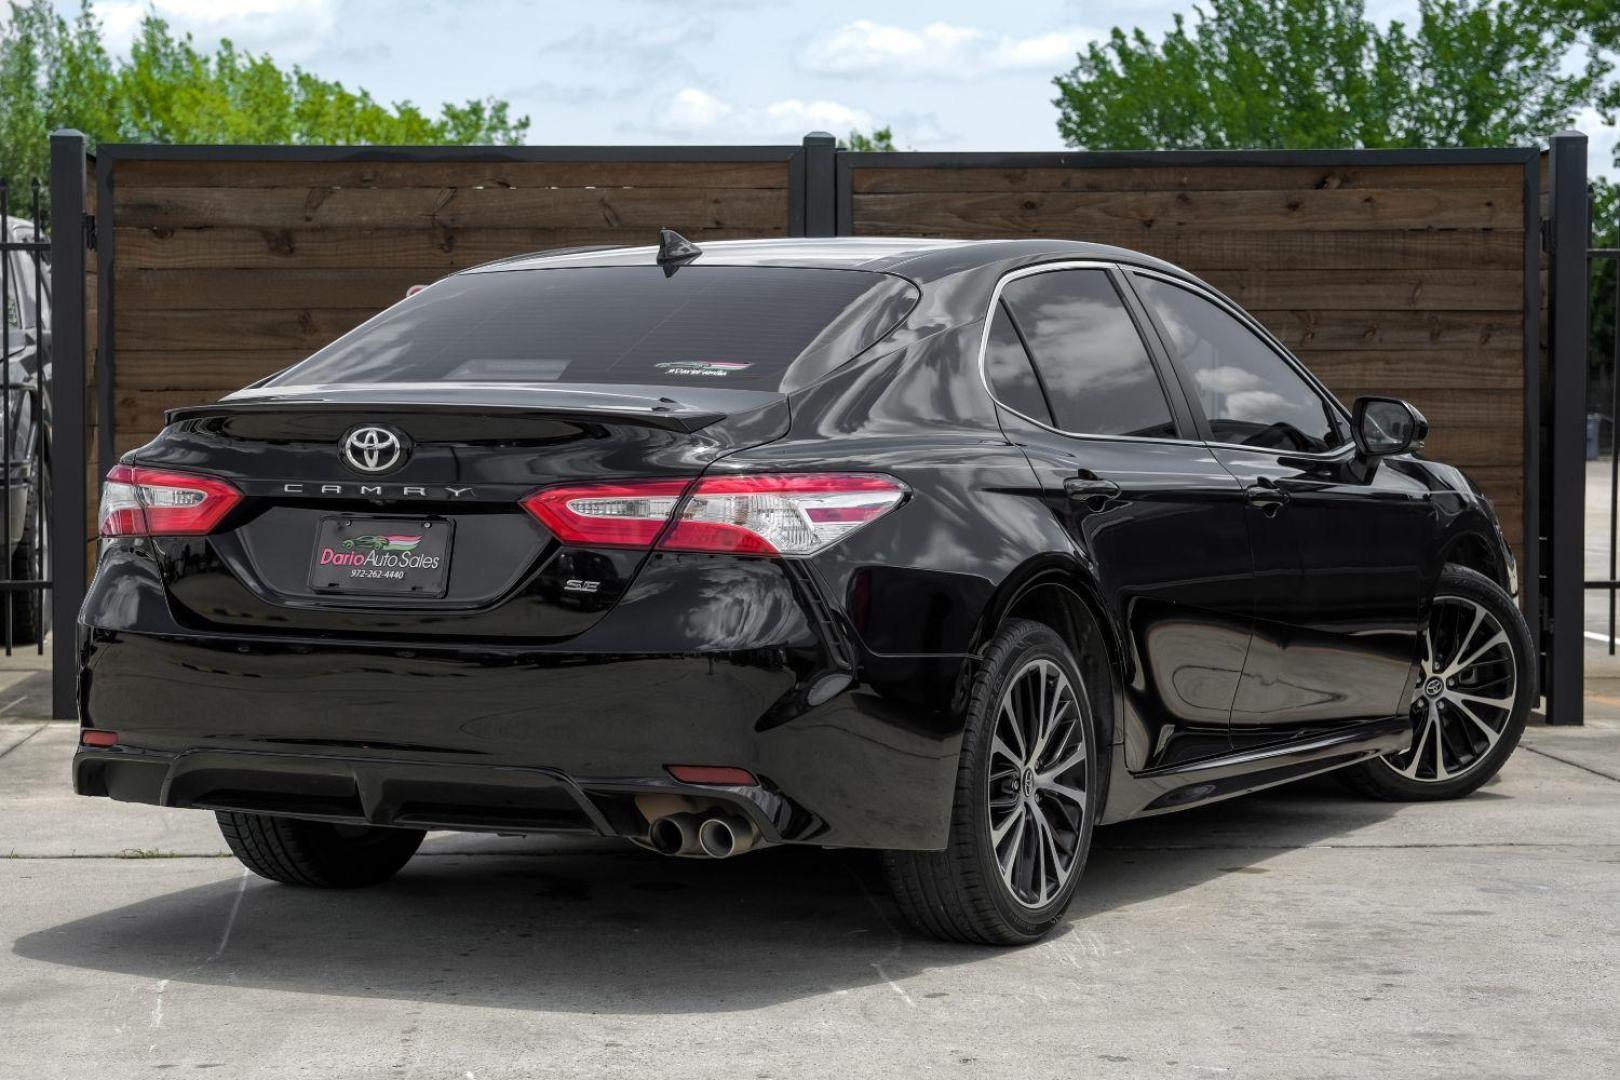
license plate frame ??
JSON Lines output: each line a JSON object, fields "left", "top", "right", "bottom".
{"left": 308, "top": 516, "right": 454, "bottom": 598}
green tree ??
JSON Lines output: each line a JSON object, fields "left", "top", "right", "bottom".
{"left": 842, "top": 126, "right": 898, "bottom": 152}
{"left": 1053, "top": 0, "right": 1614, "bottom": 151}
{"left": 0, "top": 0, "right": 530, "bottom": 216}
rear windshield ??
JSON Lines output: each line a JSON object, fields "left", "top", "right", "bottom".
{"left": 265, "top": 265, "right": 918, "bottom": 393}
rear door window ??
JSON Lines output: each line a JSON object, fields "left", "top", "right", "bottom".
{"left": 998, "top": 269, "right": 1177, "bottom": 439}
{"left": 267, "top": 266, "right": 917, "bottom": 393}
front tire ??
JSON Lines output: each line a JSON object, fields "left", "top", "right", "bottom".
{"left": 1337, "top": 565, "right": 1533, "bottom": 801}
{"left": 216, "top": 812, "right": 424, "bottom": 887}
{"left": 885, "top": 618, "right": 1099, "bottom": 945}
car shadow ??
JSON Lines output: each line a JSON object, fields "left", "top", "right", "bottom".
{"left": 12, "top": 773, "right": 1445, "bottom": 1014}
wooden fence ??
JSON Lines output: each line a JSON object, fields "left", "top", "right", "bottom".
{"left": 83, "top": 140, "right": 1539, "bottom": 574}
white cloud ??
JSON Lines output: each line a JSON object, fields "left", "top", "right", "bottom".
{"left": 93, "top": 0, "right": 339, "bottom": 62}
{"left": 652, "top": 87, "right": 874, "bottom": 139}
{"left": 799, "top": 19, "right": 1099, "bottom": 80}
{"left": 1576, "top": 107, "right": 1619, "bottom": 182}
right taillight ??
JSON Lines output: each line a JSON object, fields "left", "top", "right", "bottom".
{"left": 665, "top": 473, "right": 907, "bottom": 555}
{"left": 520, "top": 473, "right": 906, "bottom": 557}
{"left": 99, "top": 465, "right": 243, "bottom": 538}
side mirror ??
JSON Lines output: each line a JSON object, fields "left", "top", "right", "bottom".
{"left": 1352, "top": 396, "right": 1428, "bottom": 458}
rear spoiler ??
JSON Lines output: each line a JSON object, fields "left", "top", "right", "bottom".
{"left": 162, "top": 383, "right": 782, "bottom": 434}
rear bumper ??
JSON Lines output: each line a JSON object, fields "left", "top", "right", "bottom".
{"left": 76, "top": 548, "right": 975, "bottom": 850}
{"left": 74, "top": 746, "right": 790, "bottom": 843}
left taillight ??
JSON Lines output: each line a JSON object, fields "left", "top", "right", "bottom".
{"left": 521, "top": 473, "right": 907, "bottom": 557}
{"left": 98, "top": 465, "right": 244, "bottom": 538}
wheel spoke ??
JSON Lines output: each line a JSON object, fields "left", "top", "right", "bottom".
{"left": 991, "top": 735, "right": 1022, "bottom": 767}
{"left": 1000, "top": 698, "right": 1026, "bottom": 762}
{"left": 1445, "top": 602, "right": 1486, "bottom": 673}
{"left": 991, "top": 803, "right": 1024, "bottom": 847}
{"left": 1030, "top": 808, "right": 1063, "bottom": 905}
{"left": 996, "top": 808, "right": 1026, "bottom": 884}
{"left": 1446, "top": 630, "right": 1507, "bottom": 678}
{"left": 1450, "top": 689, "right": 1515, "bottom": 709}
{"left": 1037, "top": 779, "right": 1087, "bottom": 808}
{"left": 1432, "top": 712, "right": 1451, "bottom": 780}
{"left": 1037, "top": 742, "right": 1086, "bottom": 783}
{"left": 1450, "top": 696, "right": 1502, "bottom": 749}
{"left": 1394, "top": 706, "right": 1436, "bottom": 779}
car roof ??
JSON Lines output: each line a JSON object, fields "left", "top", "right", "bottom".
{"left": 466, "top": 236, "right": 1197, "bottom": 285}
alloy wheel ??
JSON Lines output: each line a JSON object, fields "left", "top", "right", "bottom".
{"left": 1383, "top": 595, "right": 1518, "bottom": 783}
{"left": 987, "top": 658, "right": 1089, "bottom": 909}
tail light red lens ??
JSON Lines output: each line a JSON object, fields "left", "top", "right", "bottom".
{"left": 98, "top": 465, "right": 243, "bottom": 538}
{"left": 666, "top": 473, "right": 907, "bottom": 555}
{"left": 80, "top": 729, "right": 119, "bottom": 748}
{"left": 520, "top": 480, "right": 690, "bottom": 549}
{"left": 520, "top": 473, "right": 906, "bottom": 556}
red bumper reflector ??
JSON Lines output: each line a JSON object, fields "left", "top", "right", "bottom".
{"left": 80, "top": 730, "right": 118, "bottom": 748}
{"left": 666, "top": 764, "right": 757, "bottom": 786}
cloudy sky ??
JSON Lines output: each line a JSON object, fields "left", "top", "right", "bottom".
{"left": 64, "top": 0, "right": 1619, "bottom": 173}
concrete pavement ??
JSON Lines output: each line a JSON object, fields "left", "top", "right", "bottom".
{"left": 4, "top": 689, "right": 1618, "bottom": 1079}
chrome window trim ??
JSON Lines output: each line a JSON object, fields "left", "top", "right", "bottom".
{"left": 1126, "top": 267, "right": 1358, "bottom": 462}
{"left": 975, "top": 260, "right": 1206, "bottom": 449}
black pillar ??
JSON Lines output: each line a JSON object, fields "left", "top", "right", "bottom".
{"left": 1544, "top": 131, "right": 1588, "bottom": 725}
{"left": 47, "top": 131, "right": 89, "bottom": 721}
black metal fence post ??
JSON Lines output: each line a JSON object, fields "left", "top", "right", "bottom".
{"left": 48, "top": 130, "right": 89, "bottom": 721}
{"left": 801, "top": 132, "right": 836, "bottom": 238}
{"left": 1545, "top": 130, "right": 1588, "bottom": 725}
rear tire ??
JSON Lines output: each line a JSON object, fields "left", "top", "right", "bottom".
{"left": 884, "top": 618, "right": 1099, "bottom": 945}
{"left": 216, "top": 812, "right": 424, "bottom": 887}
{"left": 1336, "top": 565, "right": 1533, "bottom": 801}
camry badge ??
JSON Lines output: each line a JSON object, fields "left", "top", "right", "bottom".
{"left": 341, "top": 426, "right": 407, "bottom": 474}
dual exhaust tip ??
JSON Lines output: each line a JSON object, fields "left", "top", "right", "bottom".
{"left": 647, "top": 811, "right": 760, "bottom": 859}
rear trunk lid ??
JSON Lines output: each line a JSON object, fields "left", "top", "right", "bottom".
{"left": 131, "top": 383, "right": 788, "bottom": 641}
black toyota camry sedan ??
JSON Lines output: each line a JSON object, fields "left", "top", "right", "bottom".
{"left": 74, "top": 234, "right": 1532, "bottom": 945}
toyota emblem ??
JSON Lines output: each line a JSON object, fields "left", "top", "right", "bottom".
{"left": 341, "top": 425, "right": 407, "bottom": 474}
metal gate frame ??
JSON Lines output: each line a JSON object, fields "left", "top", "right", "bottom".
{"left": 1545, "top": 131, "right": 1589, "bottom": 725}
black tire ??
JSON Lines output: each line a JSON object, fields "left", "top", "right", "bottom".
{"left": 884, "top": 618, "right": 1101, "bottom": 945}
{"left": 216, "top": 811, "right": 424, "bottom": 887}
{"left": 1336, "top": 565, "right": 1533, "bottom": 801}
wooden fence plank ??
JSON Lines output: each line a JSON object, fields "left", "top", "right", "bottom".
{"left": 116, "top": 159, "right": 791, "bottom": 190}
{"left": 849, "top": 187, "right": 1520, "bottom": 234}
{"left": 851, "top": 162, "right": 1523, "bottom": 194}
{"left": 1297, "top": 349, "right": 1524, "bottom": 390}
{"left": 115, "top": 350, "right": 313, "bottom": 390}
{"left": 116, "top": 308, "right": 376, "bottom": 352}
{"left": 114, "top": 185, "right": 789, "bottom": 230}
{"left": 1249, "top": 309, "right": 1522, "bottom": 351}
{"left": 117, "top": 268, "right": 429, "bottom": 310}
{"left": 114, "top": 225, "right": 768, "bottom": 270}
{"left": 1198, "top": 269, "right": 1521, "bottom": 311}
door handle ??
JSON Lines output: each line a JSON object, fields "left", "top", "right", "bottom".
{"left": 1064, "top": 474, "right": 1123, "bottom": 511}
{"left": 1244, "top": 477, "right": 1290, "bottom": 517}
